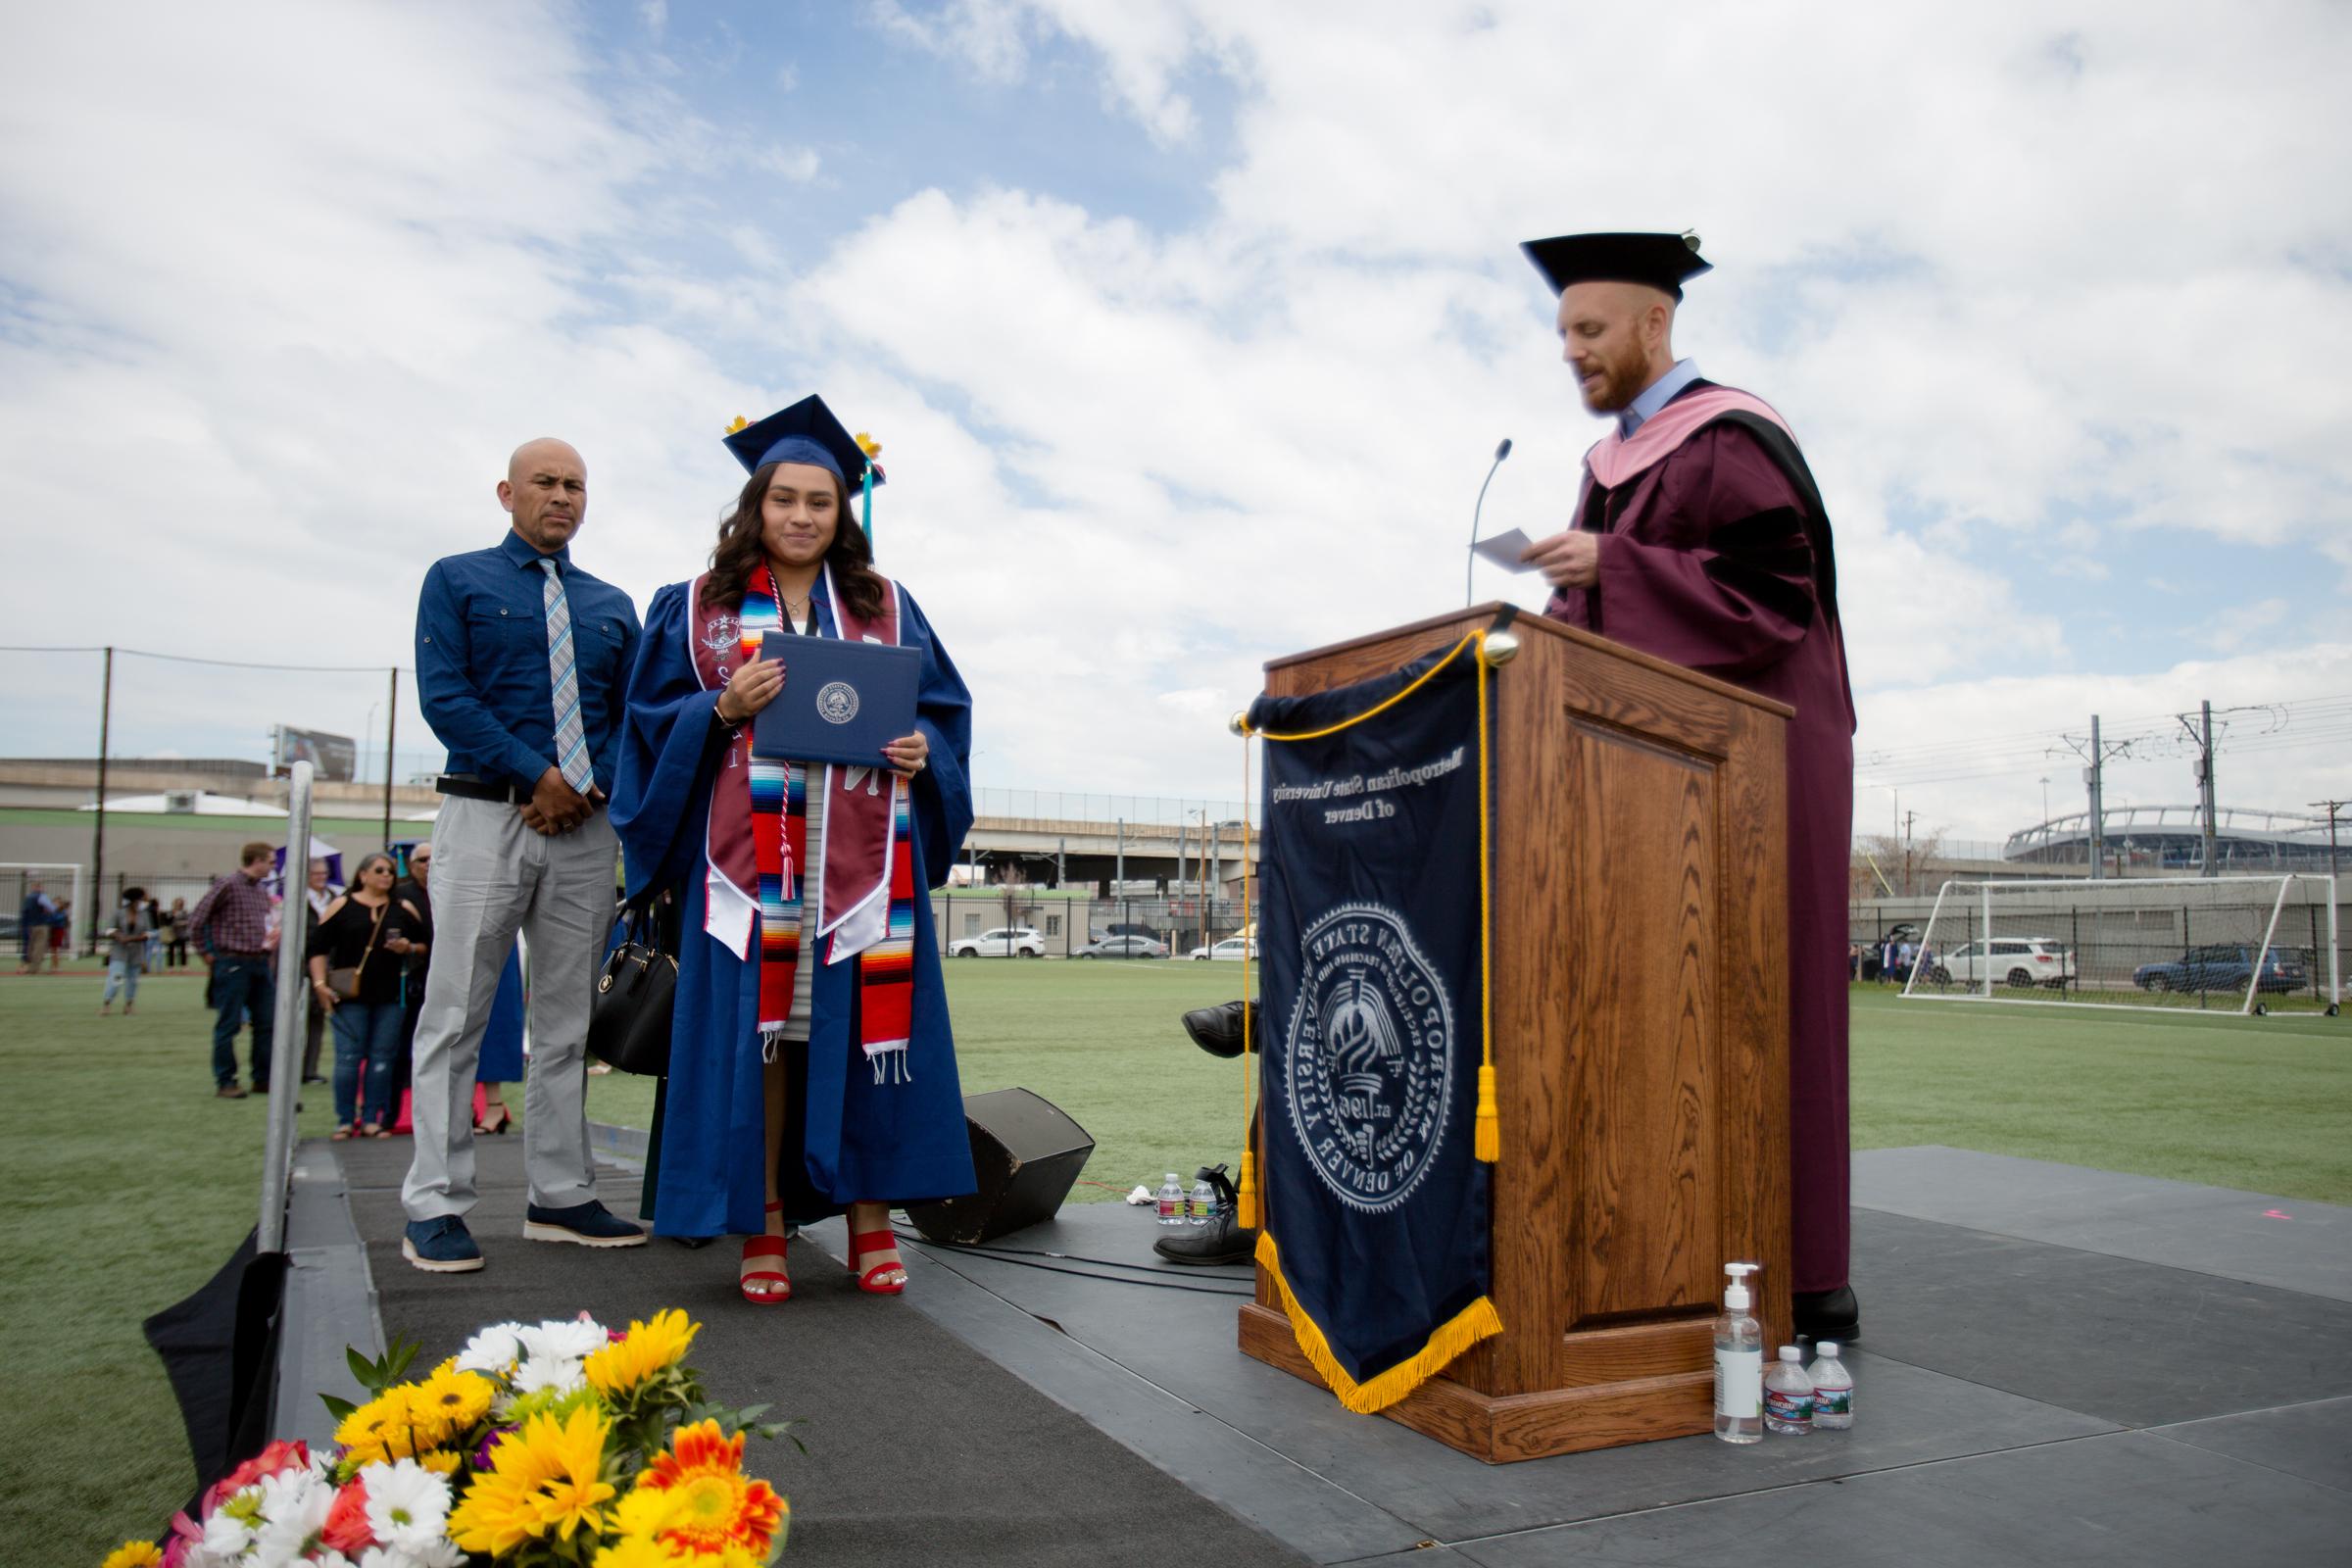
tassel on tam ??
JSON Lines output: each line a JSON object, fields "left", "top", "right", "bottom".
{"left": 1236, "top": 1148, "right": 1260, "bottom": 1229}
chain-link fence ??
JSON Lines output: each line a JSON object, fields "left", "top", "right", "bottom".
{"left": 932, "top": 889, "right": 1254, "bottom": 960}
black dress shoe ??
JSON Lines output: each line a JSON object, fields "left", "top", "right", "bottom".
{"left": 1792, "top": 1285, "right": 1860, "bottom": 1343}
{"left": 1179, "top": 1000, "right": 1261, "bottom": 1058}
{"left": 1153, "top": 1164, "right": 1257, "bottom": 1265}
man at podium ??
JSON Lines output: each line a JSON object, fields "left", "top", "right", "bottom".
{"left": 1518, "top": 230, "right": 1860, "bottom": 1343}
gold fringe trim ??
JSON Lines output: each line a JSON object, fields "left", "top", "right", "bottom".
{"left": 1253, "top": 1231, "right": 1503, "bottom": 1415}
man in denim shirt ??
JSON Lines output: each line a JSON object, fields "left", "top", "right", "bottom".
{"left": 401, "top": 436, "right": 644, "bottom": 1272}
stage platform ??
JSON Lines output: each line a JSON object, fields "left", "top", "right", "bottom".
{"left": 290, "top": 1139, "right": 2352, "bottom": 1564}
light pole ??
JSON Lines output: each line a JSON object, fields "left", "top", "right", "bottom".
{"left": 2039, "top": 775, "right": 2050, "bottom": 825}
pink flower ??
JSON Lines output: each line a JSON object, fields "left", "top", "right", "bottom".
{"left": 321, "top": 1477, "right": 375, "bottom": 1556}
{"left": 201, "top": 1440, "right": 312, "bottom": 1514}
{"left": 160, "top": 1511, "right": 203, "bottom": 1568}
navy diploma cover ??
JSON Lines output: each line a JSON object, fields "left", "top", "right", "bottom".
{"left": 1249, "top": 639, "right": 1501, "bottom": 1414}
{"left": 751, "top": 630, "right": 921, "bottom": 768}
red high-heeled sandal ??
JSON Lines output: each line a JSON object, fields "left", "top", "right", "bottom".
{"left": 740, "top": 1202, "right": 790, "bottom": 1305}
{"left": 849, "top": 1228, "right": 906, "bottom": 1295}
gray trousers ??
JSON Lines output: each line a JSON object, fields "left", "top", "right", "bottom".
{"left": 402, "top": 796, "right": 616, "bottom": 1220}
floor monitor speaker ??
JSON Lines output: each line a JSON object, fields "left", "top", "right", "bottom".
{"left": 906, "top": 1087, "right": 1095, "bottom": 1246}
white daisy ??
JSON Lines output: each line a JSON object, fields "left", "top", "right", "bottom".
{"left": 515, "top": 1316, "right": 606, "bottom": 1362}
{"left": 358, "top": 1459, "right": 452, "bottom": 1552}
{"left": 508, "top": 1353, "right": 587, "bottom": 1396}
{"left": 201, "top": 1506, "right": 257, "bottom": 1558}
{"left": 454, "top": 1321, "right": 527, "bottom": 1375}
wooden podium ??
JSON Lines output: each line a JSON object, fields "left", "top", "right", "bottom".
{"left": 1238, "top": 605, "right": 1793, "bottom": 1463}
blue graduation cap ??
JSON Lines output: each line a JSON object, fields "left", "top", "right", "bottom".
{"left": 1520, "top": 230, "right": 1711, "bottom": 300}
{"left": 723, "top": 394, "right": 887, "bottom": 537}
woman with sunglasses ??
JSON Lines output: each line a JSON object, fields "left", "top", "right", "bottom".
{"left": 308, "top": 852, "right": 427, "bottom": 1138}
{"left": 612, "top": 396, "right": 976, "bottom": 1304}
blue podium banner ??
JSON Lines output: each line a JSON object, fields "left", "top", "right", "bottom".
{"left": 1249, "top": 636, "right": 1500, "bottom": 1414}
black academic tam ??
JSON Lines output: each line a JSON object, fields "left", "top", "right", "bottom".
{"left": 1521, "top": 230, "right": 1711, "bottom": 298}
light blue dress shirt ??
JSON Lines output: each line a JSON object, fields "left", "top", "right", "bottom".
{"left": 1619, "top": 359, "right": 1702, "bottom": 437}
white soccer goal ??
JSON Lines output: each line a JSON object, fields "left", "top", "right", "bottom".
{"left": 1900, "top": 874, "right": 2342, "bottom": 1017}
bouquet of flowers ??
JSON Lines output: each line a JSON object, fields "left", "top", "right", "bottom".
{"left": 101, "top": 1308, "right": 794, "bottom": 1568}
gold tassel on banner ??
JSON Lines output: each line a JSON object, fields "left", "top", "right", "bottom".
{"left": 1474, "top": 1064, "right": 1500, "bottom": 1163}
{"left": 1234, "top": 710, "right": 1261, "bottom": 1232}
{"left": 1473, "top": 629, "right": 1500, "bottom": 1163}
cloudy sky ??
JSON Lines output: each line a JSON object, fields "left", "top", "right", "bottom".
{"left": 3, "top": 0, "right": 2346, "bottom": 843}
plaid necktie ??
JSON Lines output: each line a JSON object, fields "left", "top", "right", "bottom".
{"left": 538, "top": 558, "right": 594, "bottom": 794}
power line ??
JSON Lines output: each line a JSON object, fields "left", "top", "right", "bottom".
{"left": 0, "top": 644, "right": 413, "bottom": 675}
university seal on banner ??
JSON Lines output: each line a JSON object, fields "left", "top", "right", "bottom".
{"left": 816, "top": 680, "right": 860, "bottom": 724}
{"left": 1284, "top": 901, "right": 1456, "bottom": 1214}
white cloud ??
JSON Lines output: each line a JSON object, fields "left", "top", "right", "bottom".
{"left": 2, "top": 0, "right": 2346, "bottom": 837}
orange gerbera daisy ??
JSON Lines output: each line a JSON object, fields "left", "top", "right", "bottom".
{"left": 635, "top": 1421, "right": 786, "bottom": 1559}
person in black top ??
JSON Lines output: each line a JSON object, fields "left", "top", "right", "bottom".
{"left": 307, "top": 853, "right": 427, "bottom": 1137}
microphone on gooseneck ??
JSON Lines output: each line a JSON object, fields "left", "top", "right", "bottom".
{"left": 1466, "top": 437, "right": 1514, "bottom": 607}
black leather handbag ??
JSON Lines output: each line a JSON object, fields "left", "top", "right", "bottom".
{"left": 588, "top": 895, "right": 679, "bottom": 1076}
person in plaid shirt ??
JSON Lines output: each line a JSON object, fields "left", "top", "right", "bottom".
{"left": 187, "top": 841, "right": 278, "bottom": 1099}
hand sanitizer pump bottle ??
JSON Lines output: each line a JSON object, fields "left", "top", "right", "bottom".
{"left": 1713, "top": 1262, "right": 1763, "bottom": 1444}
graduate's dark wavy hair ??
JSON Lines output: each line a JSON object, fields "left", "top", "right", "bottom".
{"left": 703, "top": 462, "right": 887, "bottom": 620}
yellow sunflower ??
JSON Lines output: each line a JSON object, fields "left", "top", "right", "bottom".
{"left": 584, "top": 1309, "right": 701, "bottom": 1400}
{"left": 449, "top": 1402, "right": 618, "bottom": 1554}
{"left": 410, "top": 1365, "right": 497, "bottom": 1445}
{"left": 100, "top": 1544, "right": 164, "bottom": 1568}
{"left": 334, "top": 1387, "right": 423, "bottom": 1464}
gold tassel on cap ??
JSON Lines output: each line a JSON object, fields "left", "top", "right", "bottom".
{"left": 1237, "top": 1148, "right": 1260, "bottom": 1229}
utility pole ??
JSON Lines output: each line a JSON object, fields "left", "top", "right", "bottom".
{"left": 2059, "top": 714, "right": 2131, "bottom": 880}
{"left": 2180, "top": 700, "right": 2218, "bottom": 877}
{"left": 2313, "top": 800, "right": 2345, "bottom": 878}
{"left": 381, "top": 666, "right": 398, "bottom": 848}
{"left": 1055, "top": 836, "right": 1065, "bottom": 889}
{"left": 1902, "top": 808, "right": 1917, "bottom": 897}
{"left": 91, "top": 646, "right": 114, "bottom": 954}
{"left": 1114, "top": 818, "right": 1125, "bottom": 893}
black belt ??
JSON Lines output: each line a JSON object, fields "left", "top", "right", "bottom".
{"left": 218, "top": 950, "right": 270, "bottom": 959}
{"left": 437, "top": 774, "right": 531, "bottom": 804}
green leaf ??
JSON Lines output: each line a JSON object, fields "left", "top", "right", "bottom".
{"left": 346, "top": 1346, "right": 377, "bottom": 1387}
{"left": 319, "top": 1394, "right": 358, "bottom": 1422}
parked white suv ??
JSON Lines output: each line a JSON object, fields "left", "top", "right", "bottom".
{"left": 1929, "top": 938, "right": 2077, "bottom": 990}
{"left": 950, "top": 926, "right": 1045, "bottom": 958}
{"left": 1188, "top": 937, "right": 1259, "bottom": 961}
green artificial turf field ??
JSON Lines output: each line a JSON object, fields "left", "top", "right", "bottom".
{"left": 3, "top": 964, "right": 2346, "bottom": 1565}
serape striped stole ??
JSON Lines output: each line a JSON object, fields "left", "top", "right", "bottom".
{"left": 690, "top": 564, "right": 918, "bottom": 1077}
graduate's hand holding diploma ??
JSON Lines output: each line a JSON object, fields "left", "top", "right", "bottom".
{"left": 1520, "top": 528, "right": 1601, "bottom": 590}
{"left": 715, "top": 658, "right": 787, "bottom": 725}
{"left": 882, "top": 731, "right": 928, "bottom": 780}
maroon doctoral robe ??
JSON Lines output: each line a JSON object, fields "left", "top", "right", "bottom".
{"left": 1544, "top": 380, "right": 1857, "bottom": 1296}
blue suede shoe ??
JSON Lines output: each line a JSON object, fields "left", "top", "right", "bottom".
{"left": 524, "top": 1200, "right": 647, "bottom": 1249}
{"left": 403, "top": 1215, "right": 484, "bottom": 1273}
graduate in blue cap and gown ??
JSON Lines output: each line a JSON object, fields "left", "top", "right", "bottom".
{"left": 1518, "top": 231, "right": 1861, "bottom": 1344}
{"left": 612, "top": 395, "right": 976, "bottom": 1303}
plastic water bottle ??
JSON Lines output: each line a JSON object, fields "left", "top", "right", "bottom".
{"left": 1763, "top": 1346, "right": 1814, "bottom": 1435}
{"left": 1807, "top": 1342, "right": 1853, "bottom": 1429}
{"left": 1712, "top": 1262, "right": 1762, "bottom": 1444}
{"left": 1188, "top": 1175, "right": 1218, "bottom": 1227}
{"left": 1156, "top": 1173, "right": 1186, "bottom": 1227}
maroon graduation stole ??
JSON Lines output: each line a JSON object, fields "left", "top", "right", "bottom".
{"left": 690, "top": 563, "right": 918, "bottom": 1076}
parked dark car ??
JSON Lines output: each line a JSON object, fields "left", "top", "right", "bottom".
{"left": 1074, "top": 934, "right": 1168, "bottom": 959}
{"left": 2132, "top": 945, "right": 2307, "bottom": 995}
